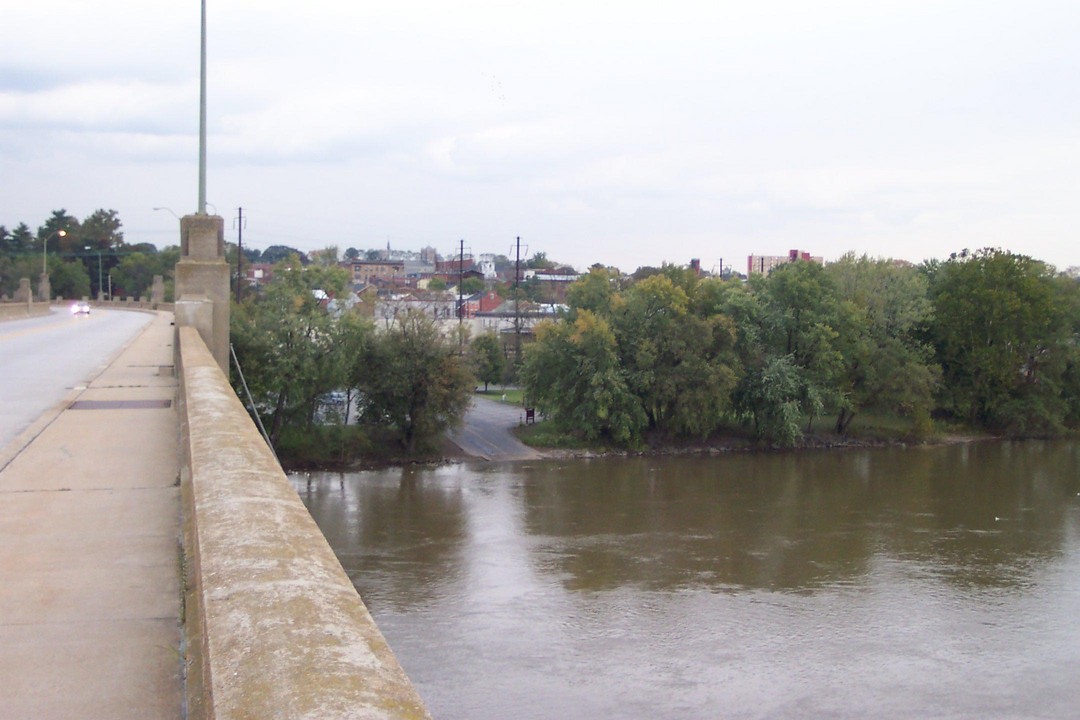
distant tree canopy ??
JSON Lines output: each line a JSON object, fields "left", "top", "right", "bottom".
{"left": 924, "top": 249, "right": 1080, "bottom": 435}
{"left": 470, "top": 332, "right": 506, "bottom": 391}
{"left": 261, "top": 245, "right": 309, "bottom": 265}
{"left": 1, "top": 208, "right": 175, "bottom": 299}
{"left": 523, "top": 249, "right": 1080, "bottom": 447}
{"left": 460, "top": 276, "right": 485, "bottom": 295}
{"left": 525, "top": 251, "right": 555, "bottom": 270}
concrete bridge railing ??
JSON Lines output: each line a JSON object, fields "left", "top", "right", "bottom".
{"left": 177, "top": 325, "right": 430, "bottom": 719}
{"left": 0, "top": 300, "right": 52, "bottom": 321}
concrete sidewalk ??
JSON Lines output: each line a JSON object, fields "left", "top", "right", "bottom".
{"left": 0, "top": 312, "right": 182, "bottom": 719}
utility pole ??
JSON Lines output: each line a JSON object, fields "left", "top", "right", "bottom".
{"left": 458, "top": 238, "right": 465, "bottom": 352}
{"left": 514, "top": 236, "right": 522, "bottom": 367}
{"left": 234, "top": 207, "right": 245, "bottom": 302}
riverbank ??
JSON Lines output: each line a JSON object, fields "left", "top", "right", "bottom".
{"left": 271, "top": 397, "right": 1030, "bottom": 472}
{"left": 514, "top": 425, "right": 999, "bottom": 462}
{"left": 278, "top": 422, "right": 996, "bottom": 473}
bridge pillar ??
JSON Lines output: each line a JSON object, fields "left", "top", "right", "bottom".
{"left": 38, "top": 272, "right": 51, "bottom": 302}
{"left": 14, "top": 277, "right": 32, "bottom": 303}
{"left": 175, "top": 214, "right": 230, "bottom": 373}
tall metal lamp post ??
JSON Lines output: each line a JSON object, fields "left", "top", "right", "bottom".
{"left": 42, "top": 229, "right": 67, "bottom": 275}
{"left": 85, "top": 245, "right": 103, "bottom": 300}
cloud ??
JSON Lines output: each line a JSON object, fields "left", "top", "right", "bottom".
{"left": 0, "top": 80, "right": 194, "bottom": 132}
{"left": 3, "top": 0, "right": 1080, "bottom": 273}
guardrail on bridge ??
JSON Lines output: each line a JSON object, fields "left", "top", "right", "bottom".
{"left": 177, "top": 325, "right": 430, "bottom": 720}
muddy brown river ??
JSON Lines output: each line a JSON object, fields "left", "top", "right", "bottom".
{"left": 293, "top": 440, "right": 1080, "bottom": 719}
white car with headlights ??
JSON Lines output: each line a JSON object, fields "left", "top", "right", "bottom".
{"left": 70, "top": 301, "right": 91, "bottom": 315}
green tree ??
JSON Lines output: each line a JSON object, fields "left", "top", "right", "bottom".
{"left": 926, "top": 248, "right": 1064, "bottom": 433}
{"left": 657, "top": 262, "right": 701, "bottom": 295}
{"left": 0, "top": 254, "right": 36, "bottom": 297}
{"left": 230, "top": 257, "right": 350, "bottom": 443}
{"left": 354, "top": 311, "right": 474, "bottom": 452}
{"left": 261, "top": 245, "right": 308, "bottom": 265}
{"left": 427, "top": 277, "right": 448, "bottom": 291}
{"left": 611, "top": 274, "right": 737, "bottom": 438}
{"left": 734, "top": 354, "right": 810, "bottom": 446}
{"left": 566, "top": 267, "right": 618, "bottom": 317}
{"left": 111, "top": 252, "right": 159, "bottom": 299}
{"left": 308, "top": 246, "right": 340, "bottom": 266}
{"left": 461, "top": 276, "right": 485, "bottom": 295}
{"left": 49, "top": 259, "right": 91, "bottom": 300}
{"left": 157, "top": 246, "right": 181, "bottom": 302}
{"left": 9, "top": 223, "right": 34, "bottom": 255}
{"left": 826, "top": 254, "right": 940, "bottom": 433}
{"left": 630, "top": 265, "right": 662, "bottom": 282}
{"left": 470, "top": 333, "right": 506, "bottom": 391}
{"left": 526, "top": 251, "right": 555, "bottom": 270}
{"left": 522, "top": 311, "right": 646, "bottom": 444}
{"left": 518, "top": 276, "right": 544, "bottom": 303}
{"left": 752, "top": 261, "right": 850, "bottom": 433}
{"left": 330, "top": 311, "right": 377, "bottom": 427}
{"left": 1052, "top": 274, "right": 1080, "bottom": 428}
{"left": 39, "top": 210, "right": 80, "bottom": 255}
{"left": 79, "top": 209, "right": 124, "bottom": 251}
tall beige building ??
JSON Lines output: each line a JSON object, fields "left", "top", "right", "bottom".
{"left": 747, "top": 249, "right": 824, "bottom": 276}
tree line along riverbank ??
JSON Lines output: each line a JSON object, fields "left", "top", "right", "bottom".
{"left": 230, "top": 249, "right": 1080, "bottom": 469}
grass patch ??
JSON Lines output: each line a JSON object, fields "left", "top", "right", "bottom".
{"left": 512, "top": 420, "right": 601, "bottom": 449}
{"left": 477, "top": 387, "right": 525, "bottom": 406}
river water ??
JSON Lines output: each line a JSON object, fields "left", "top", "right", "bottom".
{"left": 292, "top": 441, "right": 1080, "bottom": 719}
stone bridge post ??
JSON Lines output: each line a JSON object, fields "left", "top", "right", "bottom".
{"left": 174, "top": 214, "right": 230, "bottom": 372}
{"left": 14, "top": 277, "right": 32, "bottom": 305}
{"left": 38, "top": 272, "right": 51, "bottom": 303}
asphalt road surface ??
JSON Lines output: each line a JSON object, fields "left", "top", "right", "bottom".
{"left": 449, "top": 395, "right": 544, "bottom": 461}
{"left": 0, "top": 307, "right": 154, "bottom": 451}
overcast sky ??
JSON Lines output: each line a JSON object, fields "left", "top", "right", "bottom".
{"left": 3, "top": 1, "right": 1079, "bottom": 272}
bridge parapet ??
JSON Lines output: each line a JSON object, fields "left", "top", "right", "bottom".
{"left": 178, "top": 326, "right": 430, "bottom": 719}
{"left": 0, "top": 300, "right": 52, "bottom": 321}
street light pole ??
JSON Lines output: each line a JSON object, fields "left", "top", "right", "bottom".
{"left": 42, "top": 229, "right": 67, "bottom": 275}
{"left": 198, "top": 0, "right": 207, "bottom": 214}
{"left": 85, "top": 246, "right": 103, "bottom": 300}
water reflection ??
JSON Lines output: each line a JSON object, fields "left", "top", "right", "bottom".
{"left": 297, "top": 464, "right": 470, "bottom": 611}
{"left": 293, "top": 441, "right": 1080, "bottom": 720}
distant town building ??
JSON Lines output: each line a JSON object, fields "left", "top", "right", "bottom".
{"left": 470, "top": 299, "right": 563, "bottom": 338}
{"left": 435, "top": 257, "right": 476, "bottom": 274}
{"left": 243, "top": 263, "right": 274, "bottom": 288}
{"left": 375, "top": 290, "right": 458, "bottom": 324}
{"left": 461, "top": 290, "right": 503, "bottom": 318}
{"left": 747, "top": 249, "right": 824, "bottom": 276}
{"left": 344, "top": 259, "right": 406, "bottom": 287}
{"left": 523, "top": 269, "right": 580, "bottom": 303}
